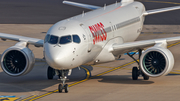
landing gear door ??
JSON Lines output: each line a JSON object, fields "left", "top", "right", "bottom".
{"left": 80, "top": 24, "right": 93, "bottom": 52}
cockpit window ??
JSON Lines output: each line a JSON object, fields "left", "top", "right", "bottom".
{"left": 73, "top": 35, "right": 81, "bottom": 43}
{"left": 48, "top": 35, "right": 59, "bottom": 44}
{"left": 44, "top": 34, "right": 50, "bottom": 43}
{"left": 46, "top": 34, "right": 81, "bottom": 45}
{"left": 59, "top": 35, "right": 72, "bottom": 44}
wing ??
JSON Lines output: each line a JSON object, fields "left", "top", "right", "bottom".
{"left": 0, "top": 33, "right": 44, "bottom": 47}
{"left": 63, "top": 1, "right": 101, "bottom": 10}
{"left": 110, "top": 36, "right": 180, "bottom": 55}
{"left": 144, "top": 6, "right": 180, "bottom": 16}
{"left": 63, "top": 1, "right": 180, "bottom": 12}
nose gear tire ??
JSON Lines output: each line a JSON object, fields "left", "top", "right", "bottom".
{"left": 65, "top": 84, "right": 69, "bottom": 93}
{"left": 58, "top": 84, "right": 63, "bottom": 93}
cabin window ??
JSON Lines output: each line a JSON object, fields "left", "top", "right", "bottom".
{"left": 73, "top": 35, "right": 81, "bottom": 43}
{"left": 59, "top": 35, "right": 72, "bottom": 44}
{"left": 48, "top": 35, "right": 59, "bottom": 44}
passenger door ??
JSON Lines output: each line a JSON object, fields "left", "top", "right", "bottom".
{"left": 80, "top": 24, "right": 93, "bottom": 52}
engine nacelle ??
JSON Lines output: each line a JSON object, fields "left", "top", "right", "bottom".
{"left": 0, "top": 45, "right": 35, "bottom": 77}
{"left": 140, "top": 47, "right": 174, "bottom": 77}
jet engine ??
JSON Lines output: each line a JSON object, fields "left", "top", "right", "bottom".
{"left": 140, "top": 47, "right": 174, "bottom": 77}
{"left": 0, "top": 44, "right": 35, "bottom": 77}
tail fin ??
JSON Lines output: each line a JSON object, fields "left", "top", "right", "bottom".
{"left": 121, "top": 0, "right": 134, "bottom": 2}
{"left": 121, "top": 0, "right": 134, "bottom": 6}
{"left": 121, "top": 0, "right": 134, "bottom": 3}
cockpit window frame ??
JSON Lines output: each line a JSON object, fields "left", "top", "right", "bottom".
{"left": 44, "top": 34, "right": 50, "bottom": 43}
{"left": 48, "top": 35, "right": 59, "bottom": 45}
{"left": 72, "top": 34, "right": 81, "bottom": 44}
{"left": 59, "top": 35, "right": 72, "bottom": 45}
{"left": 46, "top": 34, "right": 81, "bottom": 45}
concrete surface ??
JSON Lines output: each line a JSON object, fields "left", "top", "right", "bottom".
{"left": 1, "top": 0, "right": 180, "bottom": 100}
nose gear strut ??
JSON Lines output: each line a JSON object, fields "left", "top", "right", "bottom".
{"left": 58, "top": 70, "right": 69, "bottom": 93}
{"left": 47, "top": 67, "right": 69, "bottom": 93}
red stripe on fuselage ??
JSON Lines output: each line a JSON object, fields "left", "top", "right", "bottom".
{"left": 85, "top": 6, "right": 122, "bottom": 22}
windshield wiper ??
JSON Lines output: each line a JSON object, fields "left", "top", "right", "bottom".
{"left": 54, "top": 44, "right": 61, "bottom": 47}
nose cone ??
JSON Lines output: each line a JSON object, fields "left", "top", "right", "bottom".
{"left": 44, "top": 44, "right": 70, "bottom": 69}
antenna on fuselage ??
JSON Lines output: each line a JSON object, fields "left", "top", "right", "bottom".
{"left": 116, "top": 1, "right": 118, "bottom": 6}
{"left": 104, "top": 4, "right": 106, "bottom": 10}
{"left": 82, "top": 11, "right": 85, "bottom": 17}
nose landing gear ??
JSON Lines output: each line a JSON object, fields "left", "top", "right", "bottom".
{"left": 47, "top": 67, "right": 70, "bottom": 93}
{"left": 58, "top": 70, "right": 69, "bottom": 93}
{"left": 58, "top": 77, "right": 69, "bottom": 93}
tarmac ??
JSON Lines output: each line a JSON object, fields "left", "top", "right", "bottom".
{"left": 0, "top": 0, "right": 180, "bottom": 101}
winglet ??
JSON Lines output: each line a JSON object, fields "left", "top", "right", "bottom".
{"left": 63, "top": 1, "right": 101, "bottom": 10}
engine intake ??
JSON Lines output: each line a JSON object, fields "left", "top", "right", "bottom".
{"left": 0, "top": 46, "right": 35, "bottom": 76}
{"left": 140, "top": 47, "right": 174, "bottom": 77}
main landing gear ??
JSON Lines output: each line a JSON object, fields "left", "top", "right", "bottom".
{"left": 127, "top": 49, "right": 149, "bottom": 80}
{"left": 47, "top": 66, "right": 55, "bottom": 79}
{"left": 47, "top": 66, "right": 69, "bottom": 93}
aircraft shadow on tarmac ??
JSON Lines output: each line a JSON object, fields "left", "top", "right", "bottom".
{"left": 1, "top": 59, "right": 180, "bottom": 93}
{"left": 0, "top": 61, "right": 93, "bottom": 93}
{"left": 94, "top": 71, "right": 180, "bottom": 84}
{"left": 95, "top": 75, "right": 154, "bottom": 85}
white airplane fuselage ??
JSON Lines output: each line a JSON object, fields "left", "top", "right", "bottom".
{"left": 44, "top": 1, "right": 145, "bottom": 70}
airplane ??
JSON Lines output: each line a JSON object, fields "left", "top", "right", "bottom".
{"left": 0, "top": 0, "right": 180, "bottom": 93}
